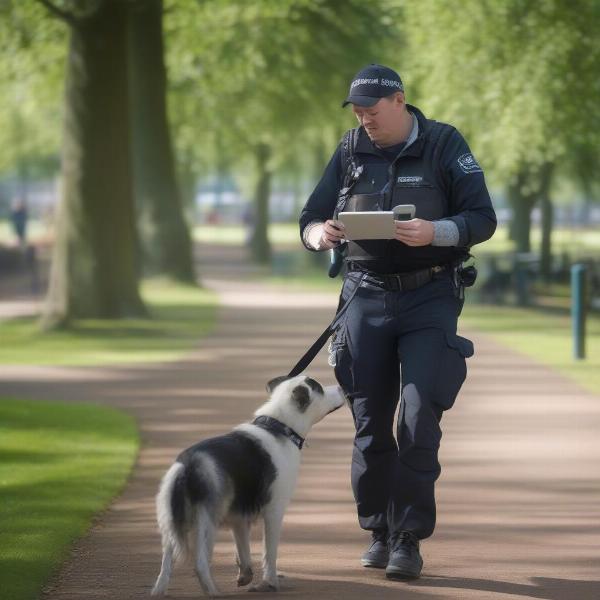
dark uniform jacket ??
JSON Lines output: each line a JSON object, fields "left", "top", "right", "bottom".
{"left": 299, "top": 104, "right": 497, "bottom": 273}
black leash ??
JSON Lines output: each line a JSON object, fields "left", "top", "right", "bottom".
{"left": 287, "top": 273, "right": 366, "bottom": 377}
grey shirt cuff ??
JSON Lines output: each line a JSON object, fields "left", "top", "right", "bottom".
{"left": 431, "top": 219, "right": 460, "bottom": 247}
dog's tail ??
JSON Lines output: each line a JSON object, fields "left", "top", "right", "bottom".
{"left": 156, "top": 462, "right": 190, "bottom": 563}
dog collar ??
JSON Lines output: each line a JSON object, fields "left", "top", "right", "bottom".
{"left": 251, "top": 416, "right": 305, "bottom": 450}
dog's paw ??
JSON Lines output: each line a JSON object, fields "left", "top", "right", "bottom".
{"left": 248, "top": 580, "right": 278, "bottom": 593}
{"left": 150, "top": 582, "right": 167, "bottom": 596}
{"left": 237, "top": 567, "right": 254, "bottom": 587}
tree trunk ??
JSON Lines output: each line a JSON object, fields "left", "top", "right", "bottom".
{"left": 249, "top": 143, "right": 272, "bottom": 264}
{"left": 539, "top": 164, "right": 554, "bottom": 281}
{"left": 508, "top": 190, "right": 534, "bottom": 253}
{"left": 507, "top": 169, "right": 538, "bottom": 254}
{"left": 128, "top": 0, "right": 195, "bottom": 283}
{"left": 42, "top": 0, "right": 145, "bottom": 328}
{"left": 178, "top": 157, "right": 198, "bottom": 218}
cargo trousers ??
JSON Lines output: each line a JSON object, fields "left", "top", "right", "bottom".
{"left": 330, "top": 268, "right": 474, "bottom": 540}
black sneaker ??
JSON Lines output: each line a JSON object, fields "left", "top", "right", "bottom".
{"left": 360, "top": 529, "right": 389, "bottom": 569}
{"left": 385, "top": 531, "right": 423, "bottom": 579}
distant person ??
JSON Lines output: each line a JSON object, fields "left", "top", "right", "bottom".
{"left": 10, "top": 196, "right": 28, "bottom": 248}
{"left": 242, "top": 204, "right": 255, "bottom": 246}
{"left": 299, "top": 64, "right": 496, "bottom": 580}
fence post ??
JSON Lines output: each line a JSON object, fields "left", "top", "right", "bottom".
{"left": 571, "top": 263, "right": 587, "bottom": 360}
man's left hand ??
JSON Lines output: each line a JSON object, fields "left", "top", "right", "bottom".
{"left": 394, "top": 218, "right": 434, "bottom": 246}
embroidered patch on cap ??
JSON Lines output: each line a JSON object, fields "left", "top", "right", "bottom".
{"left": 457, "top": 153, "right": 483, "bottom": 174}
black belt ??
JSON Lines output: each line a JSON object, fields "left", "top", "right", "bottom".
{"left": 286, "top": 263, "right": 452, "bottom": 378}
{"left": 348, "top": 263, "right": 450, "bottom": 292}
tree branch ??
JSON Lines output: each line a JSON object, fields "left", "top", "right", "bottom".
{"left": 36, "top": 0, "right": 78, "bottom": 26}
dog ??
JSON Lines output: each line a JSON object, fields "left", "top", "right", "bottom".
{"left": 151, "top": 374, "right": 346, "bottom": 597}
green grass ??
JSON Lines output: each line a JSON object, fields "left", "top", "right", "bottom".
{"left": 0, "top": 220, "right": 51, "bottom": 247}
{"left": 461, "top": 300, "right": 600, "bottom": 395}
{"left": 264, "top": 261, "right": 600, "bottom": 397}
{"left": 4, "top": 219, "right": 599, "bottom": 258}
{"left": 193, "top": 222, "right": 302, "bottom": 246}
{"left": 192, "top": 222, "right": 600, "bottom": 256}
{"left": 0, "top": 279, "right": 218, "bottom": 366}
{"left": 0, "top": 397, "right": 139, "bottom": 600}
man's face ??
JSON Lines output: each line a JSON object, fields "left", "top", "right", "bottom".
{"left": 351, "top": 93, "right": 404, "bottom": 146}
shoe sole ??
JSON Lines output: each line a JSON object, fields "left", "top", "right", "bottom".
{"left": 361, "top": 558, "right": 388, "bottom": 569}
{"left": 385, "top": 562, "right": 422, "bottom": 580}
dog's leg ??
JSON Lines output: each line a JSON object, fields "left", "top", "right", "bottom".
{"left": 194, "top": 509, "right": 221, "bottom": 597}
{"left": 248, "top": 506, "right": 284, "bottom": 593}
{"left": 232, "top": 518, "right": 253, "bottom": 586}
{"left": 151, "top": 542, "right": 174, "bottom": 597}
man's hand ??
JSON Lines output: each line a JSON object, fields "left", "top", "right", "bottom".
{"left": 394, "top": 218, "right": 434, "bottom": 246}
{"left": 319, "top": 219, "right": 346, "bottom": 250}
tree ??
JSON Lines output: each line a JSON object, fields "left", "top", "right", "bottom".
{"left": 38, "top": 0, "right": 145, "bottom": 328}
{"left": 0, "top": 2, "right": 64, "bottom": 182}
{"left": 403, "top": 0, "right": 600, "bottom": 257}
{"left": 165, "top": 0, "right": 401, "bottom": 263}
{"left": 128, "top": 0, "right": 196, "bottom": 282}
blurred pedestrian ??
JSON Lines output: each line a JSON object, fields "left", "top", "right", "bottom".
{"left": 10, "top": 196, "right": 28, "bottom": 248}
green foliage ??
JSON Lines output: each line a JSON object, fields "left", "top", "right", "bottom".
{"left": 404, "top": 0, "right": 600, "bottom": 193}
{"left": 165, "top": 0, "right": 401, "bottom": 179}
{"left": 0, "top": 1, "right": 65, "bottom": 173}
{"left": 0, "top": 397, "right": 138, "bottom": 600}
{"left": 2, "top": 0, "right": 598, "bottom": 204}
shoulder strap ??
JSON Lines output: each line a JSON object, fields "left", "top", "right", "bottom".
{"left": 429, "top": 121, "right": 455, "bottom": 193}
{"left": 340, "top": 127, "right": 360, "bottom": 189}
{"left": 429, "top": 121, "right": 454, "bottom": 163}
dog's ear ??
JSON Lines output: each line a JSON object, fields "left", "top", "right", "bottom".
{"left": 291, "top": 385, "right": 311, "bottom": 413}
{"left": 305, "top": 377, "right": 324, "bottom": 396}
{"left": 266, "top": 376, "right": 289, "bottom": 394}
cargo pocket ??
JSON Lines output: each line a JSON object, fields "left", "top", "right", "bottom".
{"left": 433, "top": 331, "right": 474, "bottom": 411}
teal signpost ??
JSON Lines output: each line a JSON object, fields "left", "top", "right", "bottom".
{"left": 571, "top": 264, "right": 587, "bottom": 360}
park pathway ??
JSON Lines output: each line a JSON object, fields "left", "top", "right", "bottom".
{"left": 1, "top": 243, "right": 600, "bottom": 600}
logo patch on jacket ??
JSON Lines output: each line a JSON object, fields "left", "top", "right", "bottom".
{"left": 457, "top": 153, "right": 483, "bottom": 174}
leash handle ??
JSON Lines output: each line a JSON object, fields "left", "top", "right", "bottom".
{"left": 287, "top": 274, "right": 365, "bottom": 377}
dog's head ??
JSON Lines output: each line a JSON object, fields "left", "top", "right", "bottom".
{"left": 256, "top": 375, "right": 346, "bottom": 437}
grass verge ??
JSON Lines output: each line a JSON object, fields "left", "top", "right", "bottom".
{"left": 263, "top": 264, "right": 600, "bottom": 397}
{"left": 461, "top": 300, "right": 600, "bottom": 395}
{"left": 0, "top": 398, "right": 139, "bottom": 600}
{"left": 0, "top": 279, "right": 218, "bottom": 366}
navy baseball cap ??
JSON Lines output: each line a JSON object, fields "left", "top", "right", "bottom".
{"left": 342, "top": 64, "right": 404, "bottom": 107}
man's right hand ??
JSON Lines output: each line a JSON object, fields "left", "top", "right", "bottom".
{"left": 319, "top": 219, "right": 346, "bottom": 250}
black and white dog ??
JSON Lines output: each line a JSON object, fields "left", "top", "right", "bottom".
{"left": 151, "top": 375, "right": 345, "bottom": 597}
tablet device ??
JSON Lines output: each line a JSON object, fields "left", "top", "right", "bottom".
{"left": 338, "top": 205, "right": 416, "bottom": 240}
{"left": 338, "top": 211, "right": 396, "bottom": 240}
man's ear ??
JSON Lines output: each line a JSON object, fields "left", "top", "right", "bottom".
{"left": 291, "top": 385, "right": 311, "bottom": 413}
{"left": 266, "top": 376, "right": 289, "bottom": 394}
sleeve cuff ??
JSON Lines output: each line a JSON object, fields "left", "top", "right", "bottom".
{"left": 446, "top": 215, "right": 470, "bottom": 247}
{"left": 431, "top": 219, "right": 460, "bottom": 247}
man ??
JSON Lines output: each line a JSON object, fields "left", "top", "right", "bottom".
{"left": 299, "top": 64, "right": 496, "bottom": 580}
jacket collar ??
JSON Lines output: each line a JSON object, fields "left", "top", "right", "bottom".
{"left": 354, "top": 103, "right": 431, "bottom": 159}
{"left": 252, "top": 415, "right": 305, "bottom": 450}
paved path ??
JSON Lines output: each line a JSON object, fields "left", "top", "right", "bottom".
{"left": 1, "top": 244, "right": 599, "bottom": 599}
